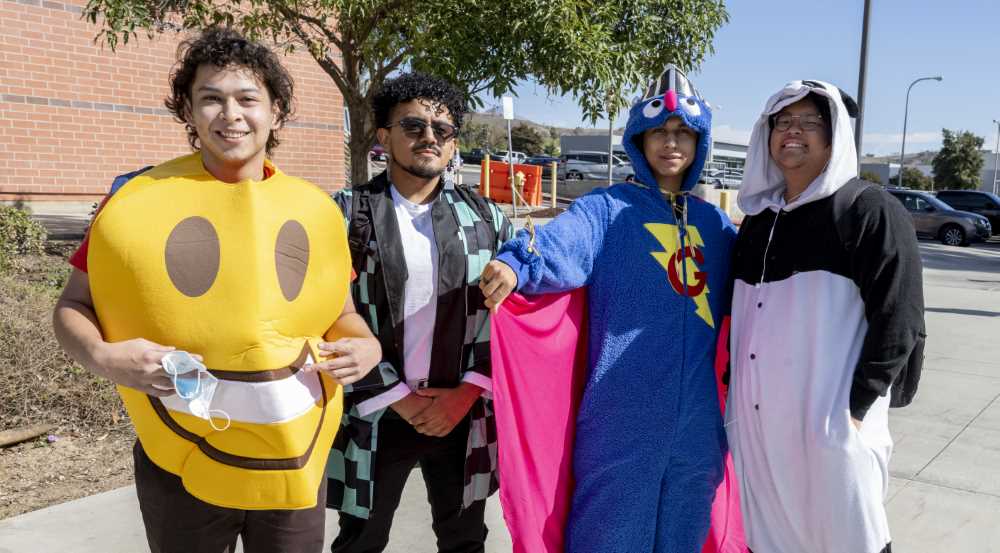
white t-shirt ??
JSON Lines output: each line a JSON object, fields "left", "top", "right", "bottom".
{"left": 355, "top": 184, "right": 490, "bottom": 417}
{"left": 390, "top": 185, "right": 439, "bottom": 389}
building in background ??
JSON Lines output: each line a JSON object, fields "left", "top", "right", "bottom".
{"left": 559, "top": 134, "right": 626, "bottom": 157}
{"left": 1, "top": 0, "right": 346, "bottom": 213}
{"left": 560, "top": 133, "right": 749, "bottom": 172}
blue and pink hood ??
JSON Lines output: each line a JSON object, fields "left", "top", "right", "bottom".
{"left": 622, "top": 65, "right": 714, "bottom": 192}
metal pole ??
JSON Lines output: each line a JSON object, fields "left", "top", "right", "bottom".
{"left": 550, "top": 161, "right": 558, "bottom": 208}
{"left": 608, "top": 113, "right": 614, "bottom": 186}
{"left": 898, "top": 86, "right": 912, "bottom": 189}
{"left": 993, "top": 119, "right": 999, "bottom": 195}
{"left": 507, "top": 119, "right": 516, "bottom": 219}
{"left": 483, "top": 154, "right": 491, "bottom": 197}
{"left": 854, "top": 0, "right": 872, "bottom": 160}
{"left": 897, "top": 76, "right": 943, "bottom": 189}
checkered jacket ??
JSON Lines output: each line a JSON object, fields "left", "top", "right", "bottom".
{"left": 326, "top": 171, "right": 512, "bottom": 519}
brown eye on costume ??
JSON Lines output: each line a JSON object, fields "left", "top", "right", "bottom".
{"left": 164, "top": 216, "right": 221, "bottom": 297}
{"left": 275, "top": 220, "right": 310, "bottom": 302}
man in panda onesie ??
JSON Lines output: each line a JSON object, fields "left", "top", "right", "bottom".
{"left": 727, "top": 80, "right": 926, "bottom": 553}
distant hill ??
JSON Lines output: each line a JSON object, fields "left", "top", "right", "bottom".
{"left": 862, "top": 150, "right": 936, "bottom": 165}
{"left": 467, "top": 112, "right": 612, "bottom": 137}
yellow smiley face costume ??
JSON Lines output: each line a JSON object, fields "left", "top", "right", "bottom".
{"left": 88, "top": 152, "right": 350, "bottom": 510}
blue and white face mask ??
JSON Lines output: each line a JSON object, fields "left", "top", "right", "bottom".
{"left": 161, "top": 351, "right": 230, "bottom": 431}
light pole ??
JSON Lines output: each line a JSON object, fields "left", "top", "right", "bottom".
{"left": 854, "top": 0, "right": 872, "bottom": 160}
{"left": 992, "top": 119, "right": 999, "bottom": 196}
{"left": 898, "top": 75, "right": 942, "bottom": 189}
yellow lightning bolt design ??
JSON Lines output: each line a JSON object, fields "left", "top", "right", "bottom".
{"left": 644, "top": 223, "right": 714, "bottom": 328}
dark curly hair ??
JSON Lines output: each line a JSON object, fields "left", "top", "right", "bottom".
{"left": 373, "top": 72, "right": 467, "bottom": 130}
{"left": 164, "top": 27, "right": 295, "bottom": 155}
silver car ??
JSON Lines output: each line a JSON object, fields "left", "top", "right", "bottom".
{"left": 888, "top": 189, "right": 991, "bottom": 246}
{"left": 558, "top": 151, "right": 635, "bottom": 182}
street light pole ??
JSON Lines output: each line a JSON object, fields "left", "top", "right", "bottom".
{"left": 897, "top": 75, "right": 942, "bottom": 189}
{"left": 854, "top": 0, "right": 872, "bottom": 160}
{"left": 992, "top": 119, "right": 999, "bottom": 196}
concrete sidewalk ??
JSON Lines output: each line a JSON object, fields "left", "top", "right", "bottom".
{"left": 0, "top": 472, "right": 513, "bottom": 553}
{"left": 2, "top": 241, "right": 999, "bottom": 552}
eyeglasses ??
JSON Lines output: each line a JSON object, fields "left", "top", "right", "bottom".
{"left": 772, "top": 113, "right": 826, "bottom": 132}
{"left": 385, "top": 117, "right": 458, "bottom": 142}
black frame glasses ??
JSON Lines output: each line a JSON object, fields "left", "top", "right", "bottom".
{"left": 385, "top": 117, "right": 458, "bottom": 142}
{"left": 771, "top": 113, "right": 826, "bottom": 132}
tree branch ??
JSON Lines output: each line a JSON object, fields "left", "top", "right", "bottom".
{"left": 272, "top": 2, "right": 345, "bottom": 53}
{"left": 355, "top": 0, "right": 410, "bottom": 46}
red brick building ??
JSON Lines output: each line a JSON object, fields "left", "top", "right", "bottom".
{"left": 0, "top": 0, "right": 347, "bottom": 206}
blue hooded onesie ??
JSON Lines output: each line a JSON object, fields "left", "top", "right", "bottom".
{"left": 496, "top": 66, "right": 737, "bottom": 552}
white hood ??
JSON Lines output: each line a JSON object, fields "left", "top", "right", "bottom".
{"left": 738, "top": 80, "right": 858, "bottom": 215}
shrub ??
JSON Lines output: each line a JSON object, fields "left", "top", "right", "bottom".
{"left": 0, "top": 205, "right": 48, "bottom": 271}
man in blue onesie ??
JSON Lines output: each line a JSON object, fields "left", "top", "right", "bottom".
{"left": 481, "top": 66, "right": 737, "bottom": 552}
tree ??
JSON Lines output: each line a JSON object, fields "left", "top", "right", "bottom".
{"left": 83, "top": 0, "right": 728, "bottom": 187}
{"left": 932, "top": 129, "right": 985, "bottom": 190}
{"left": 859, "top": 169, "right": 882, "bottom": 185}
{"left": 510, "top": 123, "right": 545, "bottom": 155}
{"left": 457, "top": 121, "right": 492, "bottom": 151}
{"left": 899, "top": 166, "right": 933, "bottom": 191}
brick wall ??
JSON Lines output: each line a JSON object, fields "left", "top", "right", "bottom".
{"left": 0, "top": 0, "right": 347, "bottom": 203}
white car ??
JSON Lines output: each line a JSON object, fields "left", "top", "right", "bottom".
{"left": 494, "top": 150, "right": 528, "bottom": 164}
{"left": 558, "top": 151, "right": 634, "bottom": 182}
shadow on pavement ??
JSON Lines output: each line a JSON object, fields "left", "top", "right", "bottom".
{"left": 918, "top": 239, "right": 1000, "bottom": 273}
{"left": 33, "top": 214, "right": 89, "bottom": 241}
{"left": 925, "top": 307, "right": 1000, "bottom": 318}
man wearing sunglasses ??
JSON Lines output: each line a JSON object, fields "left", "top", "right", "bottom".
{"left": 727, "top": 80, "right": 925, "bottom": 553}
{"left": 327, "top": 72, "right": 513, "bottom": 553}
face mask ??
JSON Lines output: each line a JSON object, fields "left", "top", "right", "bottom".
{"left": 161, "top": 351, "right": 231, "bottom": 431}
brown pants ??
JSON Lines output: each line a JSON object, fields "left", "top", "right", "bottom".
{"left": 133, "top": 441, "right": 327, "bottom": 553}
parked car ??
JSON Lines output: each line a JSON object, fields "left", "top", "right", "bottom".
{"left": 525, "top": 155, "right": 560, "bottom": 179}
{"left": 887, "top": 188, "right": 991, "bottom": 246}
{"left": 495, "top": 150, "right": 528, "bottom": 164}
{"left": 698, "top": 167, "right": 742, "bottom": 189}
{"left": 699, "top": 168, "right": 724, "bottom": 187}
{"left": 934, "top": 190, "right": 1000, "bottom": 235}
{"left": 369, "top": 144, "right": 386, "bottom": 162}
{"left": 461, "top": 148, "right": 490, "bottom": 165}
{"left": 558, "top": 151, "right": 634, "bottom": 182}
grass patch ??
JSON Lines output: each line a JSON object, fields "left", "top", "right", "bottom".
{"left": 0, "top": 242, "right": 127, "bottom": 433}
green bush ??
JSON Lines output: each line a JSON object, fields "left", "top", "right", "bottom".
{"left": 859, "top": 169, "right": 883, "bottom": 185}
{"left": 0, "top": 205, "right": 48, "bottom": 270}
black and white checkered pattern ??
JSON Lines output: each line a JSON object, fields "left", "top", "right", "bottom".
{"left": 326, "top": 179, "right": 512, "bottom": 519}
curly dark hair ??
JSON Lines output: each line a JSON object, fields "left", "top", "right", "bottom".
{"left": 164, "top": 27, "right": 295, "bottom": 155}
{"left": 373, "top": 72, "right": 467, "bottom": 130}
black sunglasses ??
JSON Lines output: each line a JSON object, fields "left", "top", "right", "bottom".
{"left": 386, "top": 117, "right": 458, "bottom": 142}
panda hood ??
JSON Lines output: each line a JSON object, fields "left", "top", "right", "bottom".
{"left": 738, "top": 80, "right": 860, "bottom": 215}
{"left": 622, "top": 65, "right": 713, "bottom": 193}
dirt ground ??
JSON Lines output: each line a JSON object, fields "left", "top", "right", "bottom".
{"left": 0, "top": 428, "right": 136, "bottom": 519}
{"left": 1, "top": 237, "right": 138, "bottom": 521}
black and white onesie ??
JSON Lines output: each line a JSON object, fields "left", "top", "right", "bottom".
{"left": 727, "top": 80, "right": 926, "bottom": 553}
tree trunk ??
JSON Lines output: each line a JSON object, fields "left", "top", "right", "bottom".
{"left": 345, "top": 92, "right": 376, "bottom": 188}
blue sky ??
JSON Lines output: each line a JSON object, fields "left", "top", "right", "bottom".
{"left": 500, "top": 0, "right": 999, "bottom": 156}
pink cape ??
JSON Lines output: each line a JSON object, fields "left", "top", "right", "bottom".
{"left": 491, "top": 291, "right": 747, "bottom": 553}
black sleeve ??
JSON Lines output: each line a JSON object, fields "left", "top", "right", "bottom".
{"left": 841, "top": 187, "right": 926, "bottom": 420}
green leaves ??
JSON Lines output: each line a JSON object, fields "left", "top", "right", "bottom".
{"left": 932, "top": 129, "right": 986, "bottom": 190}
{"left": 81, "top": 0, "right": 729, "bottom": 185}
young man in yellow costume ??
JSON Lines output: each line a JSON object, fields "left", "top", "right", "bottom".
{"left": 52, "top": 28, "right": 380, "bottom": 553}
